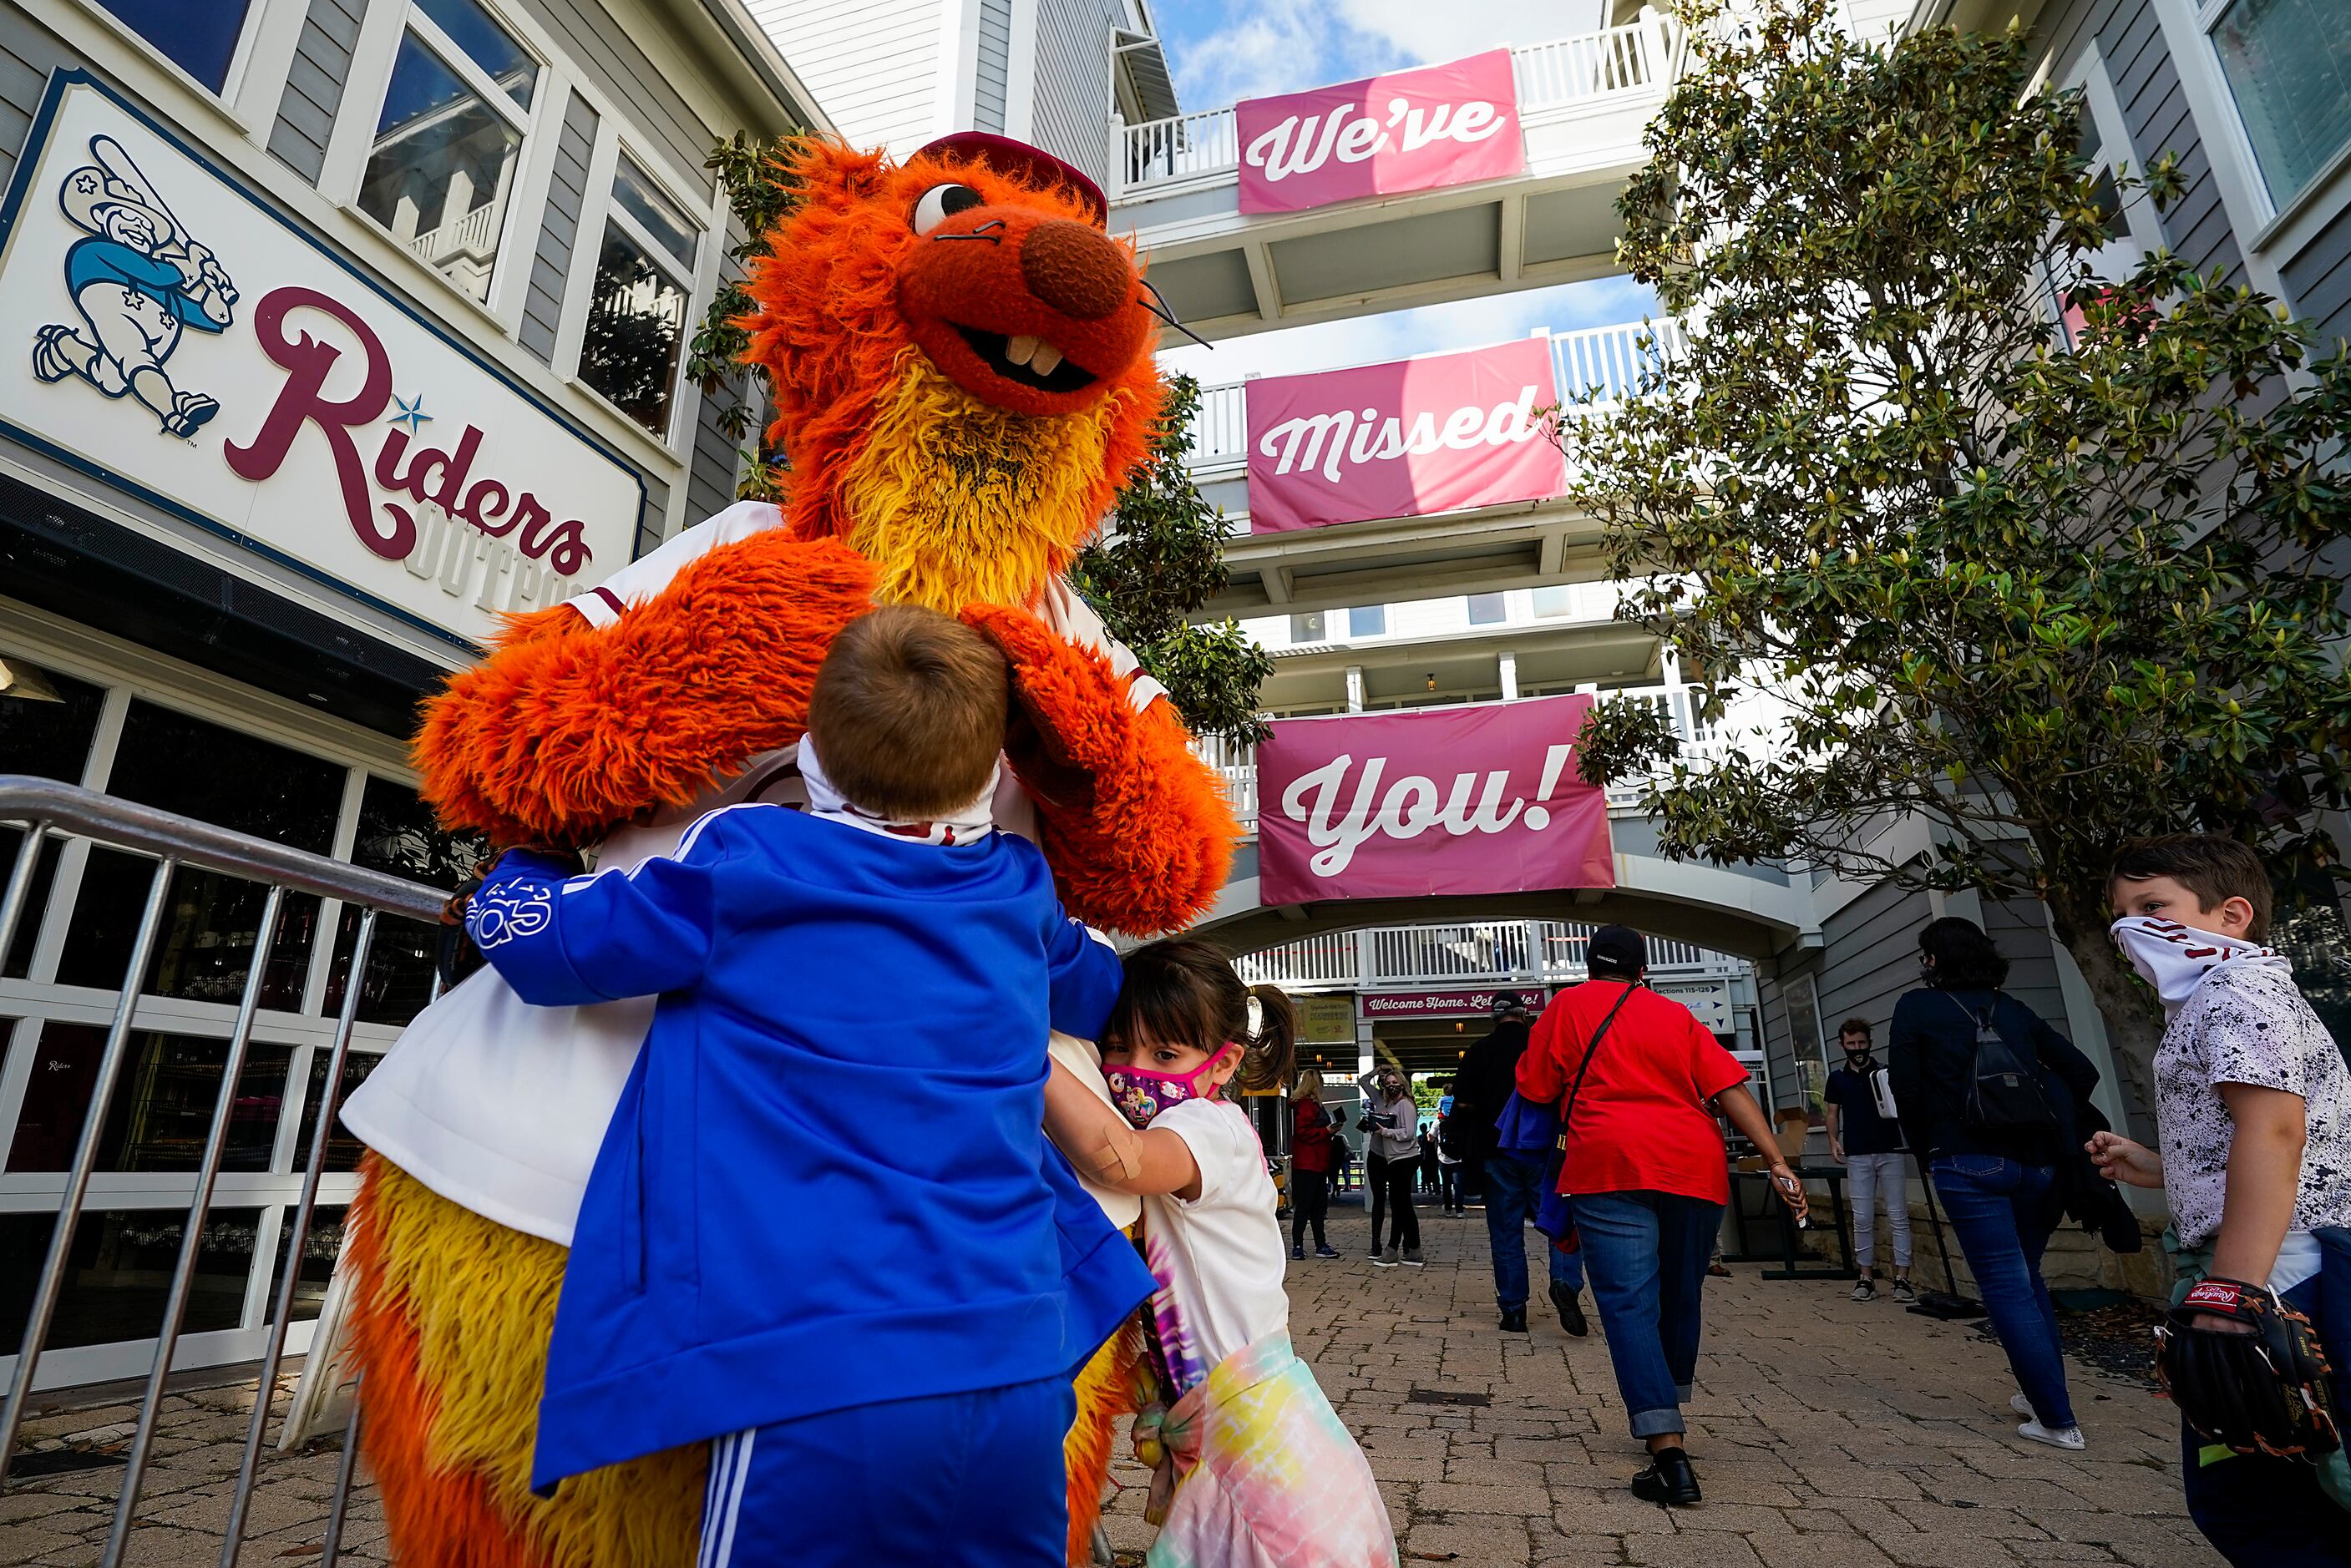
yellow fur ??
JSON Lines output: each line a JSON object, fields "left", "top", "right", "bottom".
{"left": 370, "top": 1161, "right": 706, "bottom": 1568}
{"left": 842, "top": 353, "right": 1132, "bottom": 612}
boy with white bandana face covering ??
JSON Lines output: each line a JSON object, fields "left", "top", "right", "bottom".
{"left": 2089, "top": 834, "right": 2350, "bottom": 1565}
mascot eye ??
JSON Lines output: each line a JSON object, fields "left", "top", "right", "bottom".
{"left": 910, "top": 184, "right": 985, "bottom": 234}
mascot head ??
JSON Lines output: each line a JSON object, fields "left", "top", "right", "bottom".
{"left": 743, "top": 134, "right": 1165, "bottom": 613}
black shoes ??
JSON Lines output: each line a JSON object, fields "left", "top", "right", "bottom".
{"left": 1498, "top": 1306, "right": 1528, "bottom": 1332}
{"left": 1550, "top": 1282, "right": 1588, "bottom": 1338}
{"left": 1630, "top": 1446, "right": 1701, "bottom": 1506}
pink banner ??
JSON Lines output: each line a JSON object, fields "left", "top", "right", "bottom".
{"left": 1256, "top": 695, "right": 1614, "bottom": 907}
{"left": 1237, "top": 51, "right": 1524, "bottom": 215}
{"left": 1245, "top": 336, "right": 1563, "bottom": 534}
{"left": 1360, "top": 989, "right": 1548, "bottom": 1019}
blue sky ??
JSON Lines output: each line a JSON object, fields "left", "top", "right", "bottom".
{"left": 1143, "top": 0, "right": 1654, "bottom": 385}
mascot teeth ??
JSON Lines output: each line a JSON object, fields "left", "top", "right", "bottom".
{"left": 1030, "top": 341, "right": 1066, "bottom": 375}
{"left": 1008, "top": 333, "right": 1041, "bottom": 366}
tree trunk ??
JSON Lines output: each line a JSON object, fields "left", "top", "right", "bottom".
{"left": 2049, "top": 906, "right": 2165, "bottom": 1144}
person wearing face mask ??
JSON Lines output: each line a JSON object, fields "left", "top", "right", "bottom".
{"left": 1043, "top": 941, "right": 1399, "bottom": 1567}
{"left": 1823, "top": 1018, "right": 1914, "bottom": 1303}
{"left": 2090, "top": 835, "right": 2350, "bottom": 1565}
{"left": 1356, "top": 1063, "right": 1424, "bottom": 1267}
{"left": 1888, "top": 916, "right": 2103, "bottom": 1454}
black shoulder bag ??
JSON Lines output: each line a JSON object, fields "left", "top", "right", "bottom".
{"left": 1534, "top": 982, "right": 1639, "bottom": 1239}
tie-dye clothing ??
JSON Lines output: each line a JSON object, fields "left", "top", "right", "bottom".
{"left": 1138, "top": 1099, "right": 1290, "bottom": 1394}
{"left": 1143, "top": 1331, "right": 1396, "bottom": 1568}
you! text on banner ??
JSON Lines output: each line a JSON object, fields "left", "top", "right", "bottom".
{"left": 1244, "top": 336, "right": 1564, "bottom": 534}
{"left": 1236, "top": 50, "right": 1524, "bottom": 215}
{"left": 1255, "top": 695, "right": 1614, "bottom": 907}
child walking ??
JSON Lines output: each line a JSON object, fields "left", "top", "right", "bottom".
{"left": 464, "top": 605, "right": 1154, "bottom": 1565}
{"left": 2090, "top": 835, "right": 2349, "bottom": 1566}
{"left": 1046, "top": 941, "right": 1398, "bottom": 1568}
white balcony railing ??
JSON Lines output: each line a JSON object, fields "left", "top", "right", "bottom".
{"left": 1237, "top": 918, "right": 1740, "bottom": 990}
{"left": 1185, "top": 316, "right": 1684, "bottom": 478}
{"left": 1114, "top": 18, "right": 1683, "bottom": 201}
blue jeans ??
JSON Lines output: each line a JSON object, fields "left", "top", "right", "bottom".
{"left": 1484, "top": 1153, "right": 1582, "bottom": 1308}
{"left": 1573, "top": 1190, "right": 1721, "bottom": 1439}
{"left": 2178, "top": 1229, "right": 2351, "bottom": 1566}
{"left": 1931, "top": 1155, "right": 2075, "bottom": 1430}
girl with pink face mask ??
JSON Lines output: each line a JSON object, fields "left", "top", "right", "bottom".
{"left": 1044, "top": 940, "right": 1397, "bottom": 1568}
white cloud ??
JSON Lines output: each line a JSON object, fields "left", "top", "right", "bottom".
{"left": 1331, "top": 0, "right": 1611, "bottom": 68}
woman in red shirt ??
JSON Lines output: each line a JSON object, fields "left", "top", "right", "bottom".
{"left": 1288, "top": 1070, "right": 1340, "bottom": 1259}
{"left": 1518, "top": 927, "right": 1804, "bottom": 1509}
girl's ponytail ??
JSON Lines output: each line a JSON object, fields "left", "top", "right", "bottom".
{"left": 1239, "top": 984, "right": 1297, "bottom": 1095}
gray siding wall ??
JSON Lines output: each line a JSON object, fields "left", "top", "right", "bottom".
{"left": 2039, "top": 0, "right": 2245, "bottom": 288}
{"left": 2282, "top": 203, "right": 2351, "bottom": 350}
{"left": 520, "top": 89, "right": 600, "bottom": 365}
{"left": 745, "top": 0, "right": 940, "bottom": 154}
{"left": 266, "top": 0, "right": 363, "bottom": 184}
{"left": 0, "top": 13, "right": 72, "bottom": 195}
{"left": 514, "top": 0, "right": 715, "bottom": 201}
{"left": 1031, "top": 0, "right": 1116, "bottom": 186}
{"left": 682, "top": 230, "right": 752, "bottom": 524}
{"left": 973, "top": 0, "right": 1012, "bottom": 134}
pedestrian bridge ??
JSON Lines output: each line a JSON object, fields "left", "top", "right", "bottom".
{"left": 1186, "top": 742, "right": 1821, "bottom": 964}
{"left": 1183, "top": 318, "right": 1680, "bottom": 620}
{"left": 1112, "top": 19, "right": 1684, "bottom": 341}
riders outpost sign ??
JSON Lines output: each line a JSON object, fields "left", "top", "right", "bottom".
{"left": 1236, "top": 51, "right": 1524, "bottom": 215}
{"left": 1255, "top": 695, "right": 1614, "bottom": 906}
{"left": 0, "top": 75, "right": 639, "bottom": 652}
{"left": 1244, "top": 336, "right": 1565, "bottom": 534}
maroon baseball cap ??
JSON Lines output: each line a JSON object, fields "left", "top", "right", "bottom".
{"left": 912, "top": 131, "right": 1108, "bottom": 225}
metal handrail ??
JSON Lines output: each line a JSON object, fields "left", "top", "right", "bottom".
{"left": 0, "top": 775, "right": 448, "bottom": 1567}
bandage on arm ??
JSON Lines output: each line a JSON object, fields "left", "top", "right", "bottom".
{"left": 1042, "top": 1061, "right": 1202, "bottom": 1197}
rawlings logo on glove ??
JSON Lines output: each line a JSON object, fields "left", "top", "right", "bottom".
{"left": 2156, "top": 1277, "right": 2341, "bottom": 1460}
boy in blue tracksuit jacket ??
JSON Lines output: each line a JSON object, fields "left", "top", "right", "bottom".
{"left": 464, "top": 605, "right": 1154, "bottom": 1565}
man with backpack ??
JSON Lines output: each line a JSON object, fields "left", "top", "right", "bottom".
{"left": 1518, "top": 926, "right": 1806, "bottom": 1507}
{"left": 1458, "top": 994, "right": 1585, "bottom": 1334}
{"left": 1888, "top": 916, "right": 2104, "bottom": 1452}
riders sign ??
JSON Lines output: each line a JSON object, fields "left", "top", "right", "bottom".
{"left": 0, "top": 74, "right": 640, "bottom": 652}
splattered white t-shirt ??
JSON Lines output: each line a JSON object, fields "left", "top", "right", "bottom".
{"left": 2154, "top": 964, "right": 2351, "bottom": 1249}
{"left": 1143, "top": 1097, "right": 1290, "bottom": 1394}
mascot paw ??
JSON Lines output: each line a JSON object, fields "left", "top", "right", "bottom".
{"left": 961, "top": 603, "right": 1137, "bottom": 805}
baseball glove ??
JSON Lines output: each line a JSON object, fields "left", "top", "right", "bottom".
{"left": 2156, "top": 1277, "right": 2341, "bottom": 1459}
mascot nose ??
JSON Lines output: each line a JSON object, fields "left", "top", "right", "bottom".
{"left": 1019, "top": 220, "right": 1132, "bottom": 321}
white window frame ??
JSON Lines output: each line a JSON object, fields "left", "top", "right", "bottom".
{"left": 2064, "top": 45, "right": 2171, "bottom": 286}
{"left": 560, "top": 137, "right": 713, "bottom": 453}
{"left": 63, "top": 0, "right": 287, "bottom": 125}
{"left": 2191, "top": 0, "right": 2351, "bottom": 269}
{"left": 320, "top": 0, "right": 559, "bottom": 331}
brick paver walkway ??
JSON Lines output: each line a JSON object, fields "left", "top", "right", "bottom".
{"left": 3, "top": 1197, "right": 2219, "bottom": 1567}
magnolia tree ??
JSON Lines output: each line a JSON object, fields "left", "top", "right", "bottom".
{"left": 1564, "top": 0, "right": 2351, "bottom": 1119}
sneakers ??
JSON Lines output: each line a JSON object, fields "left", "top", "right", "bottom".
{"left": 1629, "top": 1446, "right": 1702, "bottom": 1506}
{"left": 2017, "top": 1419, "right": 2087, "bottom": 1452}
{"left": 1499, "top": 1306, "right": 1528, "bottom": 1333}
{"left": 1892, "top": 1278, "right": 1917, "bottom": 1303}
{"left": 1852, "top": 1277, "right": 1878, "bottom": 1302}
{"left": 2009, "top": 1393, "right": 2035, "bottom": 1419}
{"left": 1315, "top": 1244, "right": 1341, "bottom": 1259}
{"left": 1707, "top": 1260, "right": 1731, "bottom": 1278}
{"left": 1550, "top": 1281, "right": 1588, "bottom": 1338}
{"left": 1402, "top": 1247, "right": 1424, "bottom": 1267}
{"left": 1291, "top": 1243, "right": 1305, "bottom": 1261}
{"left": 1373, "top": 1247, "right": 1401, "bottom": 1268}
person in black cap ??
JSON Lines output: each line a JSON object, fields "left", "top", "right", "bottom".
{"left": 1458, "top": 991, "right": 1587, "bottom": 1335}
{"left": 1518, "top": 924, "right": 1806, "bottom": 1508}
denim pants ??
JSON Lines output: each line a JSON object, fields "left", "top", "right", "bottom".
{"left": 1846, "top": 1151, "right": 1913, "bottom": 1271}
{"left": 1484, "top": 1153, "right": 1583, "bottom": 1308}
{"left": 1573, "top": 1189, "right": 1721, "bottom": 1439}
{"left": 2178, "top": 1228, "right": 2351, "bottom": 1566}
{"left": 1930, "top": 1155, "right": 2075, "bottom": 1429}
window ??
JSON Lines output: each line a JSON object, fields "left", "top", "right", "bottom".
{"left": 2210, "top": 0, "right": 2351, "bottom": 209}
{"left": 1347, "top": 604, "right": 1386, "bottom": 638}
{"left": 87, "top": 0, "right": 254, "bottom": 93}
{"left": 2, "top": 660, "right": 105, "bottom": 978}
{"left": 1288, "top": 610, "right": 1327, "bottom": 644}
{"left": 356, "top": 0, "right": 540, "bottom": 304}
{"left": 321, "top": 776, "right": 491, "bottom": 1027}
{"left": 580, "top": 154, "right": 702, "bottom": 438}
{"left": 1467, "top": 592, "right": 1507, "bottom": 625}
{"left": 1532, "top": 585, "right": 1574, "bottom": 619}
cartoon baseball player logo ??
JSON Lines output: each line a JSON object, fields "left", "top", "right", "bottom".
{"left": 32, "top": 134, "right": 237, "bottom": 439}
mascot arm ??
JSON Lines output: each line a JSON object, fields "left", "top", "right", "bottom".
{"left": 961, "top": 604, "right": 1237, "bottom": 937}
{"left": 415, "top": 532, "right": 876, "bottom": 848}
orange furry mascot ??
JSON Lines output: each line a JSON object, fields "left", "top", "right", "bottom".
{"left": 337, "top": 133, "right": 1234, "bottom": 1567}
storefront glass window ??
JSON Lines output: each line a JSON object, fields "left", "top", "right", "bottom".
{"left": 357, "top": 12, "right": 535, "bottom": 305}
{"left": 580, "top": 156, "right": 700, "bottom": 438}
{"left": 2210, "top": 0, "right": 2351, "bottom": 208}
{"left": 3, "top": 1025, "right": 295, "bottom": 1174}
{"left": 89, "top": 0, "right": 255, "bottom": 93}
{"left": 0, "top": 659, "right": 105, "bottom": 979}
{"left": 317, "top": 776, "right": 488, "bottom": 1027}
{"left": 263, "top": 1204, "right": 349, "bottom": 1323}
{"left": 0, "top": 1206, "right": 261, "bottom": 1353}
{"left": 291, "top": 1050, "right": 381, "bottom": 1172}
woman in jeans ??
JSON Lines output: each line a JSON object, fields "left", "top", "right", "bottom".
{"left": 1288, "top": 1070, "right": 1339, "bottom": 1259}
{"left": 1889, "top": 916, "right": 2103, "bottom": 1451}
{"left": 1357, "top": 1065, "right": 1423, "bottom": 1266}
